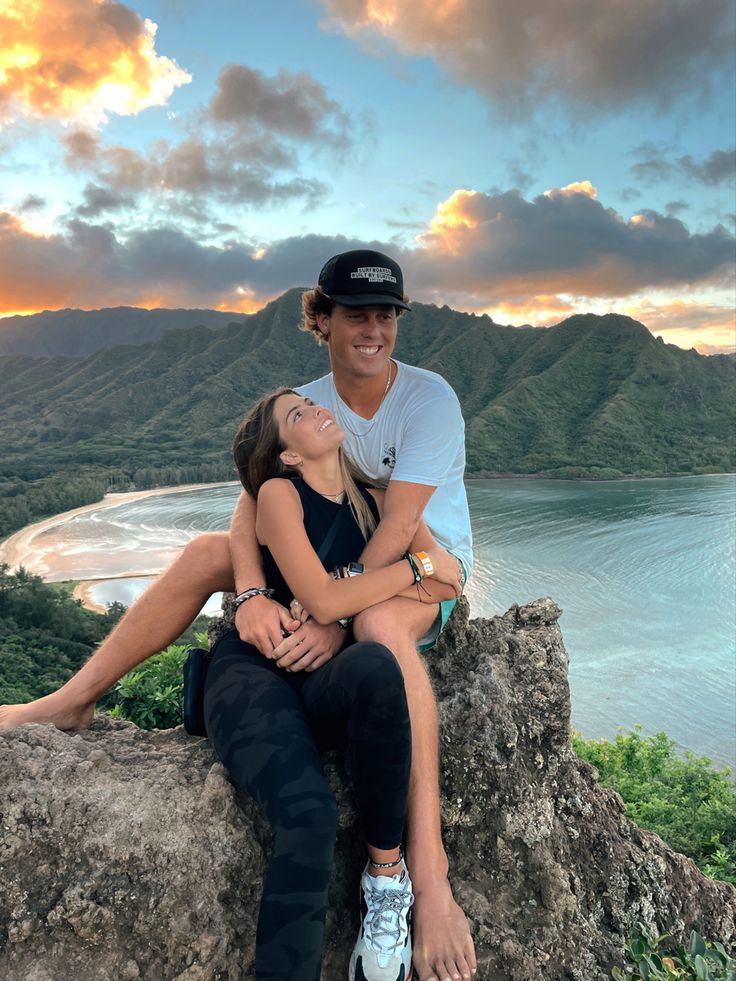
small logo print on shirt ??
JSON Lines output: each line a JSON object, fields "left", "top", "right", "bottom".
{"left": 382, "top": 444, "right": 396, "bottom": 470}
{"left": 351, "top": 266, "right": 397, "bottom": 284}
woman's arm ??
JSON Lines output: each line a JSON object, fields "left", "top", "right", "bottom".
{"left": 256, "top": 479, "right": 459, "bottom": 625}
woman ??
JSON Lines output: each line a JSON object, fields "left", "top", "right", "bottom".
{"left": 205, "top": 387, "right": 461, "bottom": 981}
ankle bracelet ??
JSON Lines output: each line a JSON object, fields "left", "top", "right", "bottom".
{"left": 369, "top": 848, "right": 404, "bottom": 869}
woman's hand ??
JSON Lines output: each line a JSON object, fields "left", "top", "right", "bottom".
{"left": 288, "top": 598, "right": 311, "bottom": 625}
{"left": 423, "top": 547, "right": 463, "bottom": 597}
{"left": 272, "top": 620, "right": 345, "bottom": 672}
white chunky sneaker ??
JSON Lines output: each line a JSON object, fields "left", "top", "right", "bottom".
{"left": 349, "top": 863, "right": 414, "bottom": 981}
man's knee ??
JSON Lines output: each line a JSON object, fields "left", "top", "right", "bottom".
{"left": 180, "top": 532, "right": 233, "bottom": 590}
{"left": 353, "top": 603, "right": 428, "bottom": 653}
{"left": 352, "top": 604, "right": 397, "bottom": 646}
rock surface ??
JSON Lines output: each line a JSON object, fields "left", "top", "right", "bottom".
{"left": 1, "top": 598, "right": 734, "bottom": 980}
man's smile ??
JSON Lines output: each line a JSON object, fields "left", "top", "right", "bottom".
{"left": 355, "top": 345, "right": 381, "bottom": 356}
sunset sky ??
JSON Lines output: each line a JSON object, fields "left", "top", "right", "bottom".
{"left": 1, "top": 0, "right": 734, "bottom": 352}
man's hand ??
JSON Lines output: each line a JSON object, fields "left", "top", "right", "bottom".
{"left": 272, "top": 620, "right": 345, "bottom": 673}
{"left": 234, "top": 595, "right": 299, "bottom": 656}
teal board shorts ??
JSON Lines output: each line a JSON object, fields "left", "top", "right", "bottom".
{"left": 417, "top": 555, "right": 468, "bottom": 654}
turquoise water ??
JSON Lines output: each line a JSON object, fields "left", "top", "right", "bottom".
{"left": 29, "top": 476, "right": 736, "bottom": 767}
{"left": 465, "top": 476, "right": 735, "bottom": 769}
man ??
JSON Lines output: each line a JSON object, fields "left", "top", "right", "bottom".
{"left": 0, "top": 250, "right": 476, "bottom": 981}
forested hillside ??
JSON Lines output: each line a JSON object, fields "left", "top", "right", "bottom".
{"left": 1, "top": 291, "right": 733, "bottom": 537}
{"left": 0, "top": 306, "right": 244, "bottom": 357}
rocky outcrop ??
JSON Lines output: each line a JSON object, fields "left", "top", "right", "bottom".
{"left": 1, "top": 599, "right": 734, "bottom": 980}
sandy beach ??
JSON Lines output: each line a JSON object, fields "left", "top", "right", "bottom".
{"left": 71, "top": 576, "right": 157, "bottom": 613}
{"left": 0, "top": 481, "right": 235, "bottom": 578}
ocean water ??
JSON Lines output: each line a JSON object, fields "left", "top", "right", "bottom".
{"left": 26, "top": 476, "right": 736, "bottom": 767}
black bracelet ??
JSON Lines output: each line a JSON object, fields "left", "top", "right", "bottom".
{"left": 233, "top": 587, "right": 275, "bottom": 610}
{"left": 403, "top": 552, "right": 423, "bottom": 584}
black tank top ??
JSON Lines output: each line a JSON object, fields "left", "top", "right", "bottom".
{"left": 259, "top": 478, "right": 380, "bottom": 608}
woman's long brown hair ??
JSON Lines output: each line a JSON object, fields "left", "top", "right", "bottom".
{"left": 232, "top": 388, "right": 377, "bottom": 542}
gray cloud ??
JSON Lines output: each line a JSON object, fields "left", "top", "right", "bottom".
{"left": 76, "top": 183, "right": 135, "bottom": 217}
{"left": 505, "top": 159, "right": 534, "bottom": 193}
{"left": 633, "top": 147, "right": 736, "bottom": 187}
{"left": 319, "top": 0, "right": 735, "bottom": 116}
{"left": 57, "top": 63, "right": 353, "bottom": 209}
{"left": 401, "top": 187, "right": 735, "bottom": 303}
{"left": 681, "top": 149, "right": 736, "bottom": 186}
{"left": 18, "top": 194, "right": 46, "bottom": 211}
{"left": 2, "top": 183, "right": 733, "bottom": 315}
{"left": 62, "top": 129, "right": 325, "bottom": 207}
{"left": 210, "top": 64, "right": 350, "bottom": 148}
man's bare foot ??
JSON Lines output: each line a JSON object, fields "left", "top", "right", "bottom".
{"left": 0, "top": 693, "right": 95, "bottom": 732}
{"left": 411, "top": 876, "right": 477, "bottom": 981}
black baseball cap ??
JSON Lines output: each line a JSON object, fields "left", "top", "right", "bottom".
{"left": 318, "top": 249, "right": 410, "bottom": 310}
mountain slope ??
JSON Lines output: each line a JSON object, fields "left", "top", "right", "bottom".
{"left": 0, "top": 294, "right": 732, "bottom": 499}
{"left": 0, "top": 307, "right": 245, "bottom": 358}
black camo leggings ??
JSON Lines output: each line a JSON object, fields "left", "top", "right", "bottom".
{"left": 203, "top": 631, "right": 412, "bottom": 981}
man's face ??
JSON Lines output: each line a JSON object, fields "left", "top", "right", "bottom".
{"left": 318, "top": 303, "right": 398, "bottom": 382}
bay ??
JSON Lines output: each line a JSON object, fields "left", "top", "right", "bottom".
{"left": 23, "top": 475, "right": 736, "bottom": 768}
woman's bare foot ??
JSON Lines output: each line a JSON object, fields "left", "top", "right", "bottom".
{"left": 411, "top": 876, "right": 477, "bottom": 981}
{"left": 0, "top": 692, "right": 95, "bottom": 732}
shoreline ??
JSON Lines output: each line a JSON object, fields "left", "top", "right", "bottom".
{"left": 465, "top": 470, "right": 736, "bottom": 482}
{"left": 2, "top": 471, "right": 733, "bottom": 594}
{"left": 71, "top": 576, "right": 158, "bottom": 613}
{"left": 0, "top": 481, "right": 238, "bottom": 575}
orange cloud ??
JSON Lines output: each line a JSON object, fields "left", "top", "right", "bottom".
{"left": 619, "top": 298, "right": 736, "bottom": 353}
{"left": 543, "top": 181, "right": 597, "bottom": 200}
{"left": 0, "top": 0, "right": 190, "bottom": 125}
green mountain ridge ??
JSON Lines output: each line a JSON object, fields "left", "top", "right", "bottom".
{"left": 0, "top": 291, "right": 733, "bottom": 537}
{"left": 0, "top": 306, "right": 245, "bottom": 358}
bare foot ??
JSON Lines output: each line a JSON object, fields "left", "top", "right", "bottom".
{"left": 0, "top": 693, "right": 95, "bottom": 732}
{"left": 411, "top": 877, "right": 477, "bottom": 981}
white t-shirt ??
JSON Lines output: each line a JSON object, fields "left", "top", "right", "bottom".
{"left": 298, "top": 361, "right": 473, "bottom": 577}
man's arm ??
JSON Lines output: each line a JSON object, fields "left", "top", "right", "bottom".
{"left": 229, "top": 490, "right": 298, "bottom": 654}
{"left": 363, "top": 487, "right": 458, "bottom": 603}
{"left": 359, "top": 480, "right": 436, "bottom": 567}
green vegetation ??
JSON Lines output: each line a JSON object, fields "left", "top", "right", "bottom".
{"left": 0, "top": 473, "right": 116, "bottom": 540}
{"left": 574, "top": 728, "right": 736, "bottom": 885}
{"left": 613, "top": 924, "right": 736, "bottom": 980}
{"left": 0, "top": 565, "right": 123, "bottom": 703}
{"left": 0, "top": 566, "right": 209, "bottom": 708}
{"left": 107, "top": 643, "right": 193, "bottom": 729}
{"left": 1, "top": 296, "right": 734, "bottom": 539}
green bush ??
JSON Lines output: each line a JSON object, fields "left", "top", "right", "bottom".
{"left": 107, "top": 636, "right": 206, "bottom": 729}
{"left": 0, "top": 565, "right": 123, "bottom": 703}
{"left": 612, "top": 923, "right": 736, "bottom": 980}
{"left": 573, "top": 728, "right": 736, "bottom": 885}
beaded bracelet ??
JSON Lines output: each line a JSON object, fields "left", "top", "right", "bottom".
{"left": 233, "top": 587, "right": 275, "bottom": 611}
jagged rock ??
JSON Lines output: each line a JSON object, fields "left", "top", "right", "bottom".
{"left": 1, "top": 599, "right": 734, "bottom": 980}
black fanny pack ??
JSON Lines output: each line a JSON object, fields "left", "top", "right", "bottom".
{"left": 182, "top": 647, "right": 212, "bottom": 737}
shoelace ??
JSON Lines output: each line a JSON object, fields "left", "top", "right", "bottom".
{"left": 364, "top": 886, "right": 413, "bottom": 953}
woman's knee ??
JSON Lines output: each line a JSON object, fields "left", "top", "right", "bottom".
{"left": 180, "top": 532, "right": 234, "bottom": 590}
{"left": 338, "top": 643, "right": 407, "bottom": 715}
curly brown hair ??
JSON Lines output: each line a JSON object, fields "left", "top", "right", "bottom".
{"left": 300, "top": 287, "right": 410, "bottom": 345}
